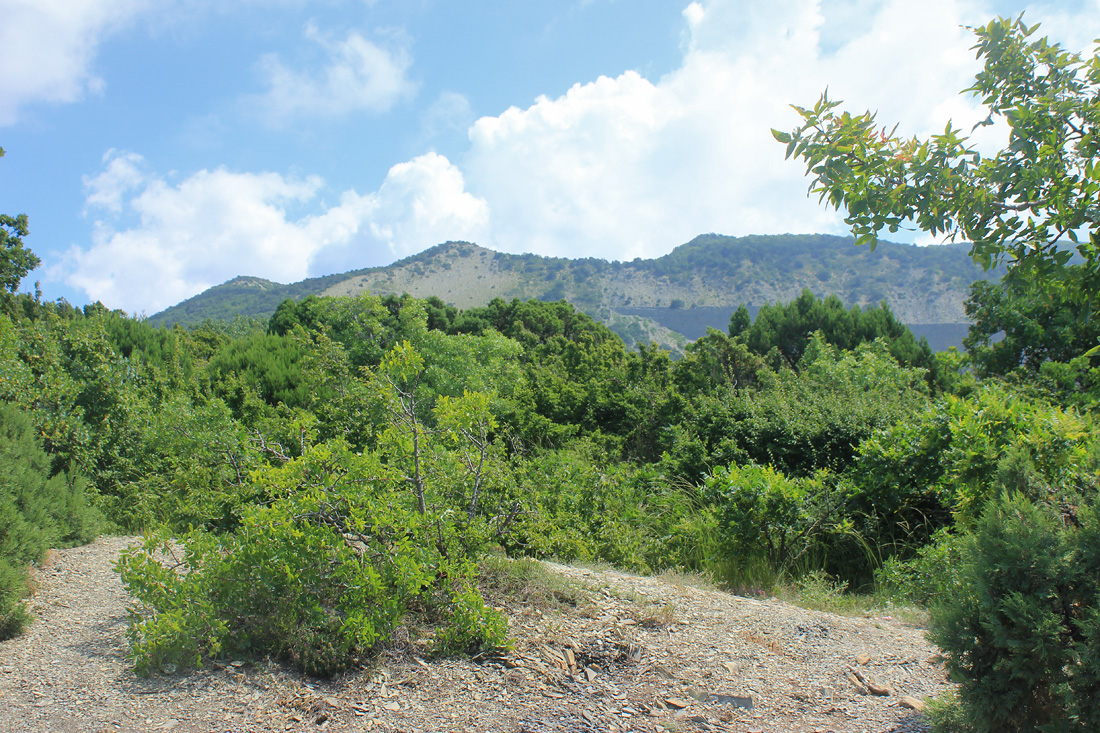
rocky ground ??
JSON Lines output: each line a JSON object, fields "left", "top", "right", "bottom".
{"left": 0, "top": 536, "right": 951, "bottom": 733}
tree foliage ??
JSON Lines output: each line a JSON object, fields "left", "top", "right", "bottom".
{"left": 0, "top": 148, "right": 40, "bottom": 296}
{"left": 734, "top": 288, "right": 935, "bottom": 377}
{"left": 0, "top": 403, "right": 101, "bottom": 638}
{"left": 777, "top": 22, "right": 1100, "bottom": 725}
{"left": 929, "top": 495, "right": 1100, "bottom": 731}
{"left": 775, "top": 17, "right": 1100, "bottom": 305}
{"left": 963, "top": 273, "right": 1100, "bottom": 402}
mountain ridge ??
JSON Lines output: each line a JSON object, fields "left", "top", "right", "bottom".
{"left": 147, "top": 233, "right": 997, "bottom": 350}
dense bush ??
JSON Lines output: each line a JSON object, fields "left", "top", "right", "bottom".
{"left": 929, "top": 495, "right": 1100, "bottom": 731}
{"left": 847, "top": 383, "right": 1100, "bottom": 557}
{"left": 118, "top": 441, "right": 509, "bottom": 676}
{"left": 509, "top": 440, "right": 690, "bottom": 572}
{"left": 0, "top": 403, "right": 101, "bottom": 638}
{"left": 663, "top": 336, "right": 930, "bottom": 480}
{"left": 206, "top": 331, "right": 313, "bottom": 414}
{"left": 703, "top": 463, "right": 857, "bottom": 582}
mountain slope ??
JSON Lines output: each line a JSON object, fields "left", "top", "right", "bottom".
{"left": 148, "top": 234, "right": 996, "bottom": 349}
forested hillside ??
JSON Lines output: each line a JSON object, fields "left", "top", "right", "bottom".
{"left": 148, "top": 234, "right": 995, "bottom": 351}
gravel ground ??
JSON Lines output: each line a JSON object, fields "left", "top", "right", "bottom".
{"left": 0, "top": 537, "right": 952, "bottom": 733}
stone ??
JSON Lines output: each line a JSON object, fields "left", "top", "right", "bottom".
{"left": 866, "top": 681, "right": 893, "bottom": 696}
{"left": 686, "top": 686, "right": 709, "bottom": 701}
{"left": 855, "top": 654, "right": 871, "bottom": 665}
{"left": 900, "top": 696, "right": 927, "bottom": 712}
{"left": 665, "top": 698, "right": 689, "bottom": 709}
{"left": 708, "top": 694, "right": 753, "bottom": 710}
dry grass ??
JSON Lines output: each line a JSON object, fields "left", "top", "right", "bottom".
{"left": 478, "top": 554, "right": 591, "bottom": 614}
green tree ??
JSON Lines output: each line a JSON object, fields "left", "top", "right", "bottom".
{"left": 0, "top": 148, "right": 40, "bottom": 295}
{"left": 778, "top": 30, "right": 1100, "bottom": 720}
{"left": 929, "top": 495, "right": 1100, "bottom": 732}
{"left": 736, "top": 289, "right": 935, "bottom": 376}
{"left": 963, "top": 273, "right": 1100, "bottom": 402}
{"left": 0, "top": 403, "right": 101, "bottom": 638}
{"left": 728, "top": 304, "right": 751, "bottom": 339}
{"left": 775, "top": 17, "right": 1100, "bottom": 307}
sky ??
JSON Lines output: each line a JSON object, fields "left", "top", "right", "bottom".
{"left": 1, "top": 0, "right": 1097, "bottom": 316}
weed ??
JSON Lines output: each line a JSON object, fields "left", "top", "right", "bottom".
{"left": 478, "top": 555, "right": 589, "bottom": 613}
{"left": 635, "top": 602, "right": 677, "bottom": 628}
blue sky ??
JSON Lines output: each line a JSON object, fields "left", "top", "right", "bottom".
{"left": 1, "top": 0, "right": 1096, "bottom": 316}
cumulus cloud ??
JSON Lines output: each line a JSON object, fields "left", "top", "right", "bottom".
{"left": 82, "top": 150, "right": 147, "bottom": 214}
{"left": 1020, "top": 0, "right": 1100, "bottom": 58}
{"left": 55, "top": 0, "right": 1100, "bottom": 313}
{"left": 67, "top": 150, "right": 486, "bottom": 314}
{"left": 0, "top": 0, "right": 150, "bottom": 125}
{"left": 252, "top": 23, "right": 417, "bottom": 122}
{"left": 461, "top": 0, "right": 1006, "bottom": 261}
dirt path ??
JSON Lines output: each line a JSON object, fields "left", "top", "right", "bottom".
{"left": 0, "top": 537, "right": 950, "bottom": 732}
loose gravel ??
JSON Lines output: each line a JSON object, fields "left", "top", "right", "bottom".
{"left": 0, "top": 537, "right": 952, "bottom": 732}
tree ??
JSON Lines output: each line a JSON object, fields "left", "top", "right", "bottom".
{"left": 735, "top": 288, "right": 934, "bottom": 375}
{"left": 0, "top": 403, "right": 101, "bottom": 638}
{"left": 0, "top": 148, "right": 40, "bottom": 294}
{"left": 963, "top": 273, "right": 1100, "bottom": 390}
{"left": 728, "top": 304, "right": 751, "bottom": 339}
{"left": 774, "top": 17, "right": 1100, "bottom": 307}
{"left": 775, "top": 20, "right": 1100, "bottom": 722}
{"left": 929, "top": 496, "right": 1100, "bottom": 731}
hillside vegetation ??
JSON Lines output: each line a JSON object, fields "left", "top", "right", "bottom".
{"left": 147, "top": 234, "right": 994, "bottom": 351}
{"left": 5, "top": 16, "right": 1100, "bottom": 731}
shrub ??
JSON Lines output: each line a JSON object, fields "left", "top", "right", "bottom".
{"left": 704, "top": 463, "right": 851, "bottom": 579}
{"left": 510, "top": 441, "right": 692, "bottom": 572}
{"left": 0, "top": 403, "right": 102, "bottom": 639}
{"left": 847, "top": 383, "right": 1100, "bottom": 557}
{"left": 0, "top": 558, "right": 32, "bottom": 639}
{"left": 118, "top": 442, "right": 509, "bottom": 677}
{"left": 874, "top": 528, "right": 966, "bottom": 606}
{"left": 929, "top": 495, "right": 1100, "bottom": 731}
{"left": 666, "top": 337, "right": 930, "bottom": 481}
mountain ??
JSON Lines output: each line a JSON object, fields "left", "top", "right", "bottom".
{"left": 147, "top": 233, "right": 997, "bottom": 351}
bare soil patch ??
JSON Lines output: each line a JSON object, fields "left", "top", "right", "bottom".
{"left": 0, "top": 537, "right": 950, "bottom": 732}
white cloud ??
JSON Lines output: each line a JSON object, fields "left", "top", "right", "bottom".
{"left": 54, "top": 0, "right": 1100, "bottom": 313}
{"left": 67, "top": 150, "right": 486, "bottom": 314}
{"left": 420, "top": 91, "right": 475, "bottom": 143}
{"left": 82, "top": 150, "right": 147, "bottom": 214}
{"left": 0, "top": 0, "right": 149, "bottom": 125}
{"left": 460, "top": 0, "right": 1008, "bottom": 261}
{"left": 682, "top": 2, "right": 705, "bottom": 30}
{"left": 1021, "top": 0, "right": 1100, "bottom": 59}
{"left": 252, "top": 23, "right": 417, "bottom": 122}
{"left": 367, "top": 152, "right": 490, "bottom": 258}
